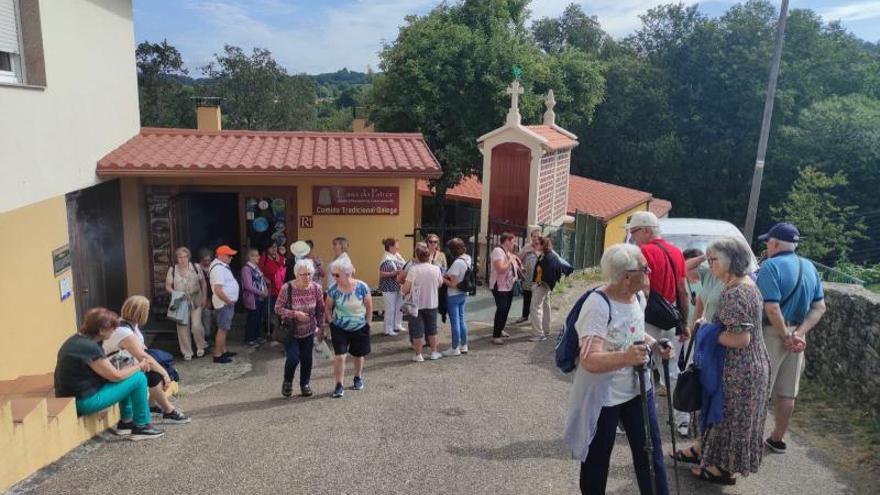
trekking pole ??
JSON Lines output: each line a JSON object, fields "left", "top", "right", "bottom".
{"left": 633, "top": 340, "right": 657, "bottom": 495}
{"left": 658, "top": 338, "right": 682, "bottom": 495}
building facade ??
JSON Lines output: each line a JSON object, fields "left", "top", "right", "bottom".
{"left": 0, "top": 0, "right": 138, "bottom": 488}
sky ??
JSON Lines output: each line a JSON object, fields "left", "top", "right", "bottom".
{"left": 133, "top": 0, "right": 880, "bottom": 75}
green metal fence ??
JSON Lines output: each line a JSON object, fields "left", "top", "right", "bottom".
{"left": 809, "top": 259, "right": 866, "bottom": 286}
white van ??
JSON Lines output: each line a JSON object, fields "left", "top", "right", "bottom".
{"left": 656, "top": 218, "right": 749, "bottom": 253}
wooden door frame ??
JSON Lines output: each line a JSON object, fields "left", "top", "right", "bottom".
{"left": 170, "top": 185, "right": 299, "bottom": 252}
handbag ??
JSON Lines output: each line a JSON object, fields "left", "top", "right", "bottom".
{"left": 314, "top": 338, "right": 333, "bottom": 361}
{"left": 644, "top": 243, "right": 683, "bottom": 332}
{"left": 274, "top": 284, "right": 295, "bottom": 345}
{"left": 673, "top": 324, "right": 701, "bottom": 412}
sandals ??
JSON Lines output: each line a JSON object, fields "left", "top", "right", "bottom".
{"left": 692, "top": 466, "right": 736, "bottom": 485}
{"left": 671, "top": 446, "right": 701, "bottom": 464}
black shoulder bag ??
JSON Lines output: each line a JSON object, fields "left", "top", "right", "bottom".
{"left": 644, "top": 243, "right": 684, "bottom": 332}
{"left": 274, "top": 284, "right": 295, "bottom": 345}
{"left": 673, "top": 323, "right": 701, "bottom": 412}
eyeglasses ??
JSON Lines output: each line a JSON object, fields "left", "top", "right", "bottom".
{"left": 707, "top": 256, "right": 719, "bottom": 265}
{"left": 296, "top": 272, "right": 311, "bottom": 277}
{"left": 629, "top": 228, "right": 643, "bottom": 235}
{"left": 626, "top": 265, "right": 651, "bottom": 274}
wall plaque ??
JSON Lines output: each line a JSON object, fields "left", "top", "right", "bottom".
{"left": 313, "top": 186, "right": 400, "bottom": 215}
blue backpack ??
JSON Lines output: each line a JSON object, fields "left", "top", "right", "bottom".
{"left": 555, "top": 287, "right": 611, "bottom": 374}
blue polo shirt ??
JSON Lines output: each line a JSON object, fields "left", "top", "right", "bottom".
{"left": 756, "top": 251, "right": 824, "bottom": 324}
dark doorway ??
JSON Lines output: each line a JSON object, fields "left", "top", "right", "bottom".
{"left": 66, "top": 180, "right": 127, "bottom": 321}
{"left": 171, "top": 192, "right": 241, "bottom": 278}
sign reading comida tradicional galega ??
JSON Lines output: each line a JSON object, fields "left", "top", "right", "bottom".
{"left": 313, "top": 186, "right": 400, "bottom": 215}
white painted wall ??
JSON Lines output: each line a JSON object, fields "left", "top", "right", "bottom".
{"left": 0, "top": 0, "right": 139, "bottom": 213}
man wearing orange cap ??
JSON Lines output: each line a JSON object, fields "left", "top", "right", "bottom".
{"left": 210, "top": 245, "right": 240, "bottom": 364}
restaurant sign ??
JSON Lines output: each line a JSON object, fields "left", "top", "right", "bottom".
{"left": 313, "top": 186, "right": 400, "bottom": 215}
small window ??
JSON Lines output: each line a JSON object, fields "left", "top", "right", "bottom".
{"left": 0, "top": 0, "right": 22, "bottom": 84}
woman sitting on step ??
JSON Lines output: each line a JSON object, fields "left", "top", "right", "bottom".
{"left": 54, "top": 307, "right": 164, "bottom": 441}
{"left": 104, "top": 296, "right": 191, "bottom": 425}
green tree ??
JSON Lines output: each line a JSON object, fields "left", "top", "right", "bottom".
{"left": 136, "top": 40, "right": 195, "bottom": 128}
{"left": 774, "top": 94, "right": 880, "bottom": 217}
{"left": 370, "top": 0, "right": 604, "bottom": 221}
{"left": 201, "top": 45, "right": 316, "bottom": 130}
{"left": 771, "top": 167, "right": 866, "bottom": 263}
{"left": 531, "top": 3, "right": 609, "bottom": 57}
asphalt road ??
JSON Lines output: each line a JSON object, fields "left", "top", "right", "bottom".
{"left": 9, "top": 292, "right": 858, "bottom": 495}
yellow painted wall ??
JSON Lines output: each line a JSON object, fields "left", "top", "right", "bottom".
{"left": 603, "top": 203, "right": 649, "bottom": 250}
{"left": 0, "top": 196, "right": 77, "bottom": 380}
{"left": 127, "top": 176, "right": 419, "bottom": 292}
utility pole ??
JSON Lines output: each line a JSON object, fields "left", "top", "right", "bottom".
{"left": 743, "top": 0, "right": 790, "bottom": 243}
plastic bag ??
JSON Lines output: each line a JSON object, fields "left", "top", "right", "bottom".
{"left": 314, "top": 338, "right": 333, "bottom": 361}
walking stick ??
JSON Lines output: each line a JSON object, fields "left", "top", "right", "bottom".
{"left": 658, "top": 338, "right": 682, "bottom": 495}
{"left": 634, "top": 340, "right": 657, "bottom": 495}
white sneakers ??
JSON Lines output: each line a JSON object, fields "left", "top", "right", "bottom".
{"left": 460, "top": 345, "right": 469, "bottom": 354}
{"left": 442, "top": 348, "right": 461, "bottom": 357}
{"left": 412, "top": 354, "right": 424, "bottom": 362}
{"left": 429, "top": 351, "right": 443, "bottom": 360}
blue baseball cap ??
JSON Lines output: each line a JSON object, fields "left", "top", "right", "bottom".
{"left": 758, "top": 222, "right": 800, "bottom": 243}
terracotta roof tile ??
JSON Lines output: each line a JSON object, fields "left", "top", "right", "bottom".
{"left": 649, "top": 199, "right": 673, "bottom": 218}
{"left": 566, "top": 175, "right": 652, "bottom": 221}
{"left": 418, "top": 174, "right": 660, "bottom": 222}
{"left": 525, "top": 125, "right": 578, "bottom": 151}
{"left": 97, "top": 128, "right": 442, "bottom": 178}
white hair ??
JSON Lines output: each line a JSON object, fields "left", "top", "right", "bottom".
{"left": 294, "top": 258, "right": 315, "bottom": 276}
{"left": 601, "top": 243, "right": 644, "bottom": 283}
{"left": 330, "top": 256, "right": 355, "bottom": 276}
{"left": 773, "top": 239, "right": 798, "bottom": 252}
{"left": 707, "top": 236, "right": 758, "bottom": 277}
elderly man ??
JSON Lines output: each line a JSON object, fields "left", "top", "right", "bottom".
{"left": 210, "top": 245, "right": 240, "bottom": 364}
{"left": 626, "top": 211, "right": 690, "bottom": 432}
{"left": 757, "top": 222, "right": 826, "bottom": 454}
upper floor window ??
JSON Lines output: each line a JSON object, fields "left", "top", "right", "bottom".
{"left": 0, "top": 0, "right": 22, "bottom": 84}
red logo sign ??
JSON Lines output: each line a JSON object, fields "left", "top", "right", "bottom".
{"left": 299, "top": 216, "right": 313, "bottom": 228}
{"left": 312, "top": 186, "right": 400, "bottom": 215}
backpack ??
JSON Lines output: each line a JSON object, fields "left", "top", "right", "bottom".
{"left": 146, "top": 348, "right": 180, "bottom": 382}
{"left": 555, "top": 288, "right": 612, "bottom": 374}
{"left": 454, "top": 257, "right": 476, "bottom": 295}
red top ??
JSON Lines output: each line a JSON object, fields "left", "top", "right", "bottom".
{"left": 259, "top": 254, "right": 287, "bottom": 296}
{"left": 640, "top": 238, "right": 686, "bottom": 303}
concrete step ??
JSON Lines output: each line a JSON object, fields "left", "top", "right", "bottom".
{"left": 10, "top": 397, "right": 45, "bottom": 423}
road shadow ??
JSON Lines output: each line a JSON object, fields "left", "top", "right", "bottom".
{"left": 185, "top": 393, "right": 334, "bottom": 418}
{"left": 448, "top": 438, "right": 570, "bottom": 461}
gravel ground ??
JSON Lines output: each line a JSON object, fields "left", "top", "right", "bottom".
{"left": 7, "top": 285, "right": 858, "bottom": 495}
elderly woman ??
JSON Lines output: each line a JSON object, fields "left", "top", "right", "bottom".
{"left": 379, "top": 237, "right": 406, "bottom": 336}
{"left": 402, "top": 243, "right": 444, "bottom": 362}
{"left": 565, "top": 243, "right": 671, "bottom": 495}
{"left": 442, "top": 237, "right": 472, "bottom": 356}
{"left": 325, "top": 256, "right": 373, "bottom": 399}
{"left": 490, "top": 232, "right": 522, "bottom": 345}
{"left": 689, "top": 236, "right": 769, "bottom": 485}
{"left": 242, "top": 248, "right": 270, "bottom": 346}
{"left": 54, "top": 308, "right": 164, "bottom": 440}
{"left": 275, "top": 259, "right": 325, "bottom": 398}
{"left": 165, "top": 247, "right": 208, "bottom": 360}
{"left": 103, "top": 296, "right": 190, "bottom": 424}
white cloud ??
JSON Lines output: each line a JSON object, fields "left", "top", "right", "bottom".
{"left": 821, "top": 1, "right": 880, "bottom": 22}
{"left": 527, "top": 1, "right": 726, "bottom": 36}
{"left": 179, "top": 0, "right": 434, "bottom": 74}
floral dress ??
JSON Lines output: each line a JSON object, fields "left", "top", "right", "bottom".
{"left": 701, "top": 282, "right": 771, "bottom": 476}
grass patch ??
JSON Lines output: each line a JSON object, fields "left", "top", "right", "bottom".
{"left": 791, "top": 379, "right": 880, "bottom": 484}
{"left": 867, "top": 283, "right": 880, "bottom": 294}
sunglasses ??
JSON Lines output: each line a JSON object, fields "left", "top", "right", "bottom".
{"left": 427, "top": 240, "right": 438, "bottom": 244}
{"left": 332, "top": 273, "right": 342, "bottom": 278}
{"left": 629, "top": 228, "right": 644, "bottom": 235}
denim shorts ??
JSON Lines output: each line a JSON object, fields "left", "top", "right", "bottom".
{"left": 215, "top": 304, "right": 235, "bottom": 330}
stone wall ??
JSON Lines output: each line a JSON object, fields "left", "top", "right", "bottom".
{"left": 804, "top": 283, "right": 880, "bottom": 416}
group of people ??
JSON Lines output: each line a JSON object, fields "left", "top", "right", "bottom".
{"left": 565, "top": 211, "right": 825, "bottom": 494}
